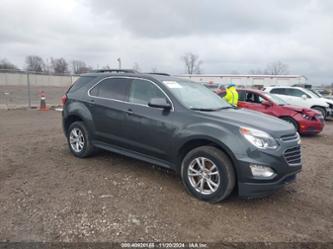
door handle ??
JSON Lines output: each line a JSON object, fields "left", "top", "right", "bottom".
{"left": 127, "top": 108, "right": 134, "bottom": 115}
{"left": 90, "top": 99, "right": 95, "bottom": 103}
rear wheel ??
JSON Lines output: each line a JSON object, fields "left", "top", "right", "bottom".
{"left": 67, "top": 121, "right": 95, "bottom": 158}
{"left": 181, "top": 146, "right": 235, "bottom": 203}
{"left": 312, "top": 106, "right": 326, "bottom": 120}
{"left": 281, "top": 117, "right": 299, "bottom": 131}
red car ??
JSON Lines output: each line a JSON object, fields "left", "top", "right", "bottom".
{"left": 216, "top": 88, "right": 325, "bottom": 135}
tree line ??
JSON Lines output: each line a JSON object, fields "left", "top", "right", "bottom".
{"left": 181, "top": 52, "right": 290, "bottom": 75}
{"left": 0, "top": 56, "right": 93, "bottom": 74}
{"left": 0, "top": 53, "right": 290, "bottom": 75}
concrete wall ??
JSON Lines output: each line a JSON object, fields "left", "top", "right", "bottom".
{"left": 0, "top": 71, "right": 79, "bottom": 87}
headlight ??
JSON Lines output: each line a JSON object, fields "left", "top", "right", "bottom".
{"left": 240, "top": 127, "right": 278, "bottom": 149}
{"left": 302, "top": 114, "right": 312, "bottom": 120}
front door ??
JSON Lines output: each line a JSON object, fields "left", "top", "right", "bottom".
{"left": 124, "top": 78, "right": 177, "bottom": 162}
{"left": 241, "top": 91, "right": 277, "bottom": 116}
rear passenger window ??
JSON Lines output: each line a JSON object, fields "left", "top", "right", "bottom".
{"left": 270, "top": 88, "right": 286, "bottom": 95}
{"left": 90, "top": 78, "right": 131, "bottom": 101}
{"left": 129, "top": 79, "right": 165, "bottom": 105}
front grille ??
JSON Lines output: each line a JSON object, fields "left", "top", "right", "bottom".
{"left": 284, "top": 146, "right": 301, "bottom": 165}
{"left": 281, "top": 133, "right": 298, "bottom": 142}
{"left": 315, "top": 114, "right": 324, "bottom": 123}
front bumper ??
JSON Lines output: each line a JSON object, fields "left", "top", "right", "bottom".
{"left": 298, "top": 119, "right": 324, "bottom": 135}
{"left": 327, "top": 108, "right": 333, "bottom": 117}
{"left": 235, "top": 137, "right": 302, "bottom": 198}
{"left": 294, "top": 113, "right": 324, "bottom": 135}
{"left": 238, "top": 170, "right": 300, "bottom": 198}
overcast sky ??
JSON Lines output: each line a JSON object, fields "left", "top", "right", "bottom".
{"left": 0, "top": 0, "right": 332, "bottom": 83}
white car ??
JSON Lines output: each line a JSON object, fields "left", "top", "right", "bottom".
{"left": 264, "top": 86, "right": 330, "bottom": 119}
{"left": 308, "top": 89, "right": 333, "bottom": 117}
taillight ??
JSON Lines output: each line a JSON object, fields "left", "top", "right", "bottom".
{"left": 61, "top": 95, "right": 67, "bottom": 105}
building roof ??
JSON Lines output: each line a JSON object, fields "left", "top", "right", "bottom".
{"left": 176, "top": 74, "right": 307, "bottom": 79}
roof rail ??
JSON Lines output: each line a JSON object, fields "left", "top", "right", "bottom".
{"left": 147, "top": 72, "right": 170, "bottom": 76}
{"left": 92, "top": 69, "right": 138, "bottom": 74}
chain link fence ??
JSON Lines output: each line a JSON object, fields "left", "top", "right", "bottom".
{"left": 0, "top": 69, "right": 79, "bottom": 109}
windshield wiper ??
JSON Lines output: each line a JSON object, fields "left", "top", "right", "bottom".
{"left": 219, "top": 106, "right": 235, "bottom": 109}
{"left": 190, "top": 108, "right": 216, "bottom": 111}
{"left": 190, "top": 107, "right": 230, "bottom": 111}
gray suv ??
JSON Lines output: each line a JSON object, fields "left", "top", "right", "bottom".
{"left": 62, "top": 69, "right": 302, "bottom": 202}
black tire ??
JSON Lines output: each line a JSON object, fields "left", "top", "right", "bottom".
{"left": 312, "top": 106, "right": 327, "bottom": 120}
{"left": 280, "top": 117, "right": 299, "bottom": 131}
{"left": 67, "top": 121, "right": 95, "bottom": 158}
{"left": 181, "top": 146, "right": 235, "bottom": 203}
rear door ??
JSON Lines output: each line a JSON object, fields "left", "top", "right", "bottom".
{"left": 88, "top": 77, "right": 132, "bottom": 147}
{"left": 270, "top": 88, "right": 288, "bottom": 99}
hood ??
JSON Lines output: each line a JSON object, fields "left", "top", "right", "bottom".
{"left": 322, "top": 97, "right": 333, "bottom": 106}
{"left": 316, "top": 98, "right": 330, "bottom": 107}
{"left": 283, "top": 105, "right": 320, "bottom": 117}
{"left": 198, "top": 108, "right": 296, "bottom": 138}
{"left": 282, "top": 105, "right": 304, "bottom": 113}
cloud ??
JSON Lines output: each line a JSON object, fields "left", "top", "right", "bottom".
{"left": 88, "top": 0, "right": 302, "bottom": 38}
{"left": 0, "top": 0, "right": 332, "bottom": 83}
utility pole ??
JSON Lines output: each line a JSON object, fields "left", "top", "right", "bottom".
{"left": 27, "top": 72, "right": 31, "bottom": 108}
{"left": 117, "top": 58, "right": 122, "bottom": 69}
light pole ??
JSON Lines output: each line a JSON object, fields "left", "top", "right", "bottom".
{"left": 117, "top": 58, "right": 122, "bottom": 69}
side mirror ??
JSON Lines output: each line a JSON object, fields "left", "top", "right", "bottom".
{"left": 301, "top": 94, "right": 308, "bottom": 100}
{"left": 148, "top": 98, "right": 171, "bottom": 110}
{"left": 262, "top": 100, "right": 272, "bottom": 107}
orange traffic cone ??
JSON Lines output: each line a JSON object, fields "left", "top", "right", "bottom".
{"left": 39, "top": 91, "right": 48, "bottom": 111}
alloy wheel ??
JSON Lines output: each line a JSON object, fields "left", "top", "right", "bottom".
{"left": 69, "top": 127, "right": 85, "bottom": 153}
{"left": 187, "top": 157, "right": 221, "bottom": 195}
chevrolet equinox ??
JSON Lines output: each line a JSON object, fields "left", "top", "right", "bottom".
{"left": 62, "top": 69, "right": 302, "bottom": 202}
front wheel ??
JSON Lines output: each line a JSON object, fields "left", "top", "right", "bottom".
{"left": 181, "top": 146, "right": 235, "bottom": 203}
{"left": 312, "top": 106, "right": 327, "bottom": 120}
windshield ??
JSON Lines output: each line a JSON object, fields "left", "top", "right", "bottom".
{"left": 302, "top": 88, "right": 319, "bottom": 98}
{"left": 264, "top": 93, "right": 287, "bottom": 105}
{"left": 163, "top": 80, "right": 231, "bottom": 110}
{"left": 309, "top": 89, "right": 322, "bottom": 97}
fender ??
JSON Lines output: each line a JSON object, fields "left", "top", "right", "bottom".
{"left": 173, "top": 122, "right": 244, "bottom": 168}
{"left": 64, "top": 101, "right": 95, "bottom": 136}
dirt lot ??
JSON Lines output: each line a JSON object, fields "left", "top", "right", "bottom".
{"left": 0, "top": 110, "right": 332, "bottom": 242}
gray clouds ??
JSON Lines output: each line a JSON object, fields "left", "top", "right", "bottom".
{"left": 0, "top": 0, "right": 332, "bottom": 83}
{"left": 89, "top": 0, "right": 305, "bottom": 37}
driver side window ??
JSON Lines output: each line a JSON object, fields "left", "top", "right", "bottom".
{"left": 245, "top": 92, "right": 263, "bottom": 104}
{"left": 285, "top": 89, "right": 310, "bottom": 98}
{"left": 129, "top": 79, "right": 166, "bottom": 105}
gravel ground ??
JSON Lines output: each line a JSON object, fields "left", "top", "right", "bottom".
{"left": 0, "top": 110, "right": 332, "bottom": 242}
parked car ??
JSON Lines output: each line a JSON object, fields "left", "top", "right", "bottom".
{"left": 62, "top": 69, "right": 302, "bottom": 202}
{"left": 202, "top": 82, "right": 224, "bottom": 91}
{"left": 215, "top": 89, "right": 324, "bottom": 135}
{"left": 311, "top": 88, "right": 332, "bottom": 96}
{"left": 264, "top": 86, "right": 330, "bottom": 119}
{"left": 307, "top": 88, "right": 333, "bottom": 117}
